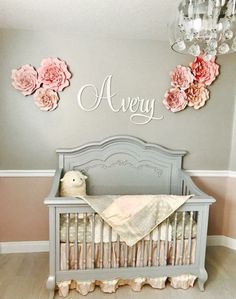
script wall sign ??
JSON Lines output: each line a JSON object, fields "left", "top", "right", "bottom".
{"left": 77, "top": 75, "right": 163, "bottom": 125}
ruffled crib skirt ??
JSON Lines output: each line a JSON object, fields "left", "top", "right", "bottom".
{"left": 57, "top": 275, "right": 196, "bottom": 297}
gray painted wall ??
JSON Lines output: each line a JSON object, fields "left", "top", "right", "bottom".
{"left": 229, "top": 87, "right": 236, "bottom": 171}
{"left": 0, "top": 29, "right": 236, "bottom": 170}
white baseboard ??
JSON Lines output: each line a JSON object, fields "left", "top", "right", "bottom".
{"left": 207, "top": 235, "right": 236, "bottom": 250}
{"left": 0, "top": 241, "right": 49, "bottom": 254}
{"left": 0, "top": 236, "right": 236, "bottom": 254}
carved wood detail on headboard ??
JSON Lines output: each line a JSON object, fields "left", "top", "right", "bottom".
{"left": 57, "top": 136, "right": 187, "bottom": 195}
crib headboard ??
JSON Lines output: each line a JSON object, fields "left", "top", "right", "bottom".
{"left": 57, "top": 136, "right": 187, "bottom": 195}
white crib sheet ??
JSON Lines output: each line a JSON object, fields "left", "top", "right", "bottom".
{"left": 60, "top": 213, "right": 197, "bottom": 243}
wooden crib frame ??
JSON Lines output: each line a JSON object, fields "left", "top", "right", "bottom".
{"left": 44, "top": 135, "right": 215, "bottom": 299}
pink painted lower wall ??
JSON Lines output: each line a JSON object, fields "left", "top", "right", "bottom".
{"left": 0, "top": 176, "right": 235, "bottom": 242}
{"left": 192, "top": 177, "right": 228, "bottom": 236}
{"left": 192, "top": 177, "right": 236, "bottom": 239}
{"left": 0, "top": 177, "right": 52, "bottom": 242}
{"left": 223, "top": 178, "right": 236, "bottom": 239}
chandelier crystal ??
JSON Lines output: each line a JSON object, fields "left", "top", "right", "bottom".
{"left": 168, "top": 0, "right": 236, "bottom": 60}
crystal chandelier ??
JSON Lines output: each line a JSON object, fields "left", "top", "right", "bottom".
{"left": 168, "top": 0, "right": 236, "bottom": 60}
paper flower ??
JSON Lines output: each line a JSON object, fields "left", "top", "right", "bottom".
{"left": 170, "top": 65, "right": 195, "bottom": 90}
{"left": 11, "top": 64, "right": 40, "bottom": 96}
{"left": 34, "top": 87, "right": 59, "bottom": 111}
{"left": 38, "top": 57, "right": 71, "bottom": 92}
{"left": 186, "top": 82, "right": 210, "bottom": 109}
{"left": 163, "top": 88, "right": 188, "bottom": 113}
{"left": 190, "top": 56, "right": 219, "bottom": 86}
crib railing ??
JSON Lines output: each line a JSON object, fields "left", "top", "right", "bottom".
{"left": 180, "top": 170, "right": 207, "bottom": 197}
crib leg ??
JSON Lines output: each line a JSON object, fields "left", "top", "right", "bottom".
{"left": 198, "top": 268, "right": 208, "bottom": 291}
{"left": 49, "top": 290, "right": 55, "bottom": 299}
{"left": 46, "top": 276, "right": 55, "bottom": 299}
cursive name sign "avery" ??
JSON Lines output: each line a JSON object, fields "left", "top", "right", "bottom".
{"left": 77, "top": 75, "right": 163, "bottom": 125}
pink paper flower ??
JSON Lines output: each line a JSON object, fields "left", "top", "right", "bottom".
{"left": 190, "top": 56, "right": 219, "bottom": 86}
{"left": 11, "top": 64, "right": 40, "bottom": 96}
{"left": 186, "top": 82, "right": 210, "bottom": 109}
{"left": 34, "top": 87, "right": 59, "bottom": 111}
{"left": 38, "top": 57, "right": 71, "bottom": 92}
{"left": 170, "top": 65, "right": 195, "bottom": 90}
{"left": 163, "top": 88, "right": 188, "bottom": 112}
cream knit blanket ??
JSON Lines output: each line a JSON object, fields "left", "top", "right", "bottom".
{"left": 82, "top": 194, "right": 191, "bottom": 246}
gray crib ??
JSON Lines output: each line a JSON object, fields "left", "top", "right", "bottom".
{"left": 44, "top": 135, "right": 215, "bottom": 299}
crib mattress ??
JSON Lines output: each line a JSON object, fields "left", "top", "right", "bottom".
{"left": 60, "top": 212, "right": 197, "bottom": 243}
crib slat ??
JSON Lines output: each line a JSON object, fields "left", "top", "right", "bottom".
{"left": 108, "top": 226, "right": 112, "bottom": 268}
{"left": 185, "top": 186, "right": 188, "bottom": 196}
{"left": 164, "top": 219, "right": 169, "bottom": 266}
{"left": 187, "top": 211, "right": 194, "bottom": 264}
{"left": 141, "top": 239, "right": 145, "bottom": 267}
{"left": 132, "top": 244, "right": 136, "bottom": 267}
{"left": 91, "top": 213, "right": 95, "bottom": 269}
{"left": 171, "top": 212, "right": 178, "bottom": 266}
{"left": 74, "top": 213, "right": 78, "bottom": 270}
{"left": 82, "top": 213, "right": 87, "bottom": 270}
{"left": 179, "top": 211, "right": 186, "bottom": 265}
{"left": 66, "top": 213, "right": 70, "bottom": 270}
{"left": 124, "top": 243, "right": 128, "bottom": 268}
{"left": 148, "top": 231, "right": 153, "bottom": 267}
{"left": 116, "top": 234, "right": 120, "bottom": 268}
{"left": 100, "top": 218, "right": 104, "bottom": 269}
{"left": 156, "top": 226, "right": 160, "bottom": 266}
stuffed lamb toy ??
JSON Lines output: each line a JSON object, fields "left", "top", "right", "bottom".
{"left": 60, "top": 170, "right": 87, "bottom": 197}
